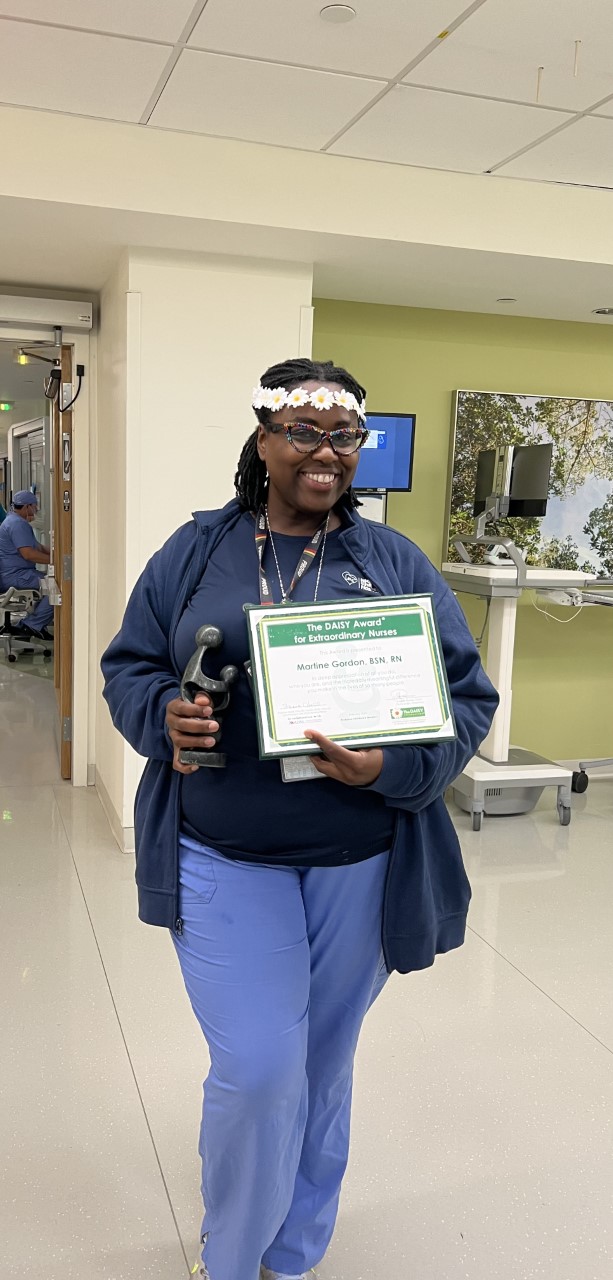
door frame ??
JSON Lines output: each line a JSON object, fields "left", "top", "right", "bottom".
{"left": 0, "top": 322, "right": 91, "bottom": 786}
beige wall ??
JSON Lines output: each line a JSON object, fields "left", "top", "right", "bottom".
{"left": 94, "top": 249, "right": 313, "bottom": 847}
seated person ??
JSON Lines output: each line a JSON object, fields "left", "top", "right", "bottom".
{"left": 0, "top": 490, "right": 54, "bottom": 639}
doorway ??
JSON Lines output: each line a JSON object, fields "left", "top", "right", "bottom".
{"left": 0, "top": 332, "right": 87, "bottom": 782}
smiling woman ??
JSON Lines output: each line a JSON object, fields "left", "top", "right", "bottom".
{"left": 235, "top": 356, "right": 369, "bottom": 533}
{"left": 101, "top": 353, "right": 498, "bottom": 1280}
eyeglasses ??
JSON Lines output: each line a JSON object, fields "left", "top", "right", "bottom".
{"left": 267, "top": 421, "right": 369, "bottom": 456}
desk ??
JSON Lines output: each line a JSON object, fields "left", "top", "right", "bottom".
{"left": 441, "top": 564, "right": 598, "bottom": 828}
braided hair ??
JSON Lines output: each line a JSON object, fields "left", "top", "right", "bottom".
{"left": 234, "top": 357, "right": 367, "bottom": 512}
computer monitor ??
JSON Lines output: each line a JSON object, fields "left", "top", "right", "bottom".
{"left": 473, "top": 442, "right": 552, "bottom": 518}
{"left": 354, "top": 412, "right": 416, "bottom": 492}
{"left": 509, "top": 443, "right": 553, "bottom": 516}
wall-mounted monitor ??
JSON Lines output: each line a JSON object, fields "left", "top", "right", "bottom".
{"left": 354, "top": 412, "right": 416, "bottom": 492}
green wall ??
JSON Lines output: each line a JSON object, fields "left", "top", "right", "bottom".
{"left": 313, "top": 299, "right": 613, "bottom": 760}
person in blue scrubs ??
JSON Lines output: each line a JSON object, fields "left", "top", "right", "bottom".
{"left": 0, "top": 490, "right": 54, "bottom": 637}
{"left": 101, "top": 358, "right": 498, "bottom": 1280}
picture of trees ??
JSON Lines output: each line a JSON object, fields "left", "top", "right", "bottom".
{"left": 446, "top": 391, "right": 613, "bottom": 576}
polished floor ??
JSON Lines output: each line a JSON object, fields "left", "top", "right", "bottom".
{"left": 1, "top": 660, "right": 612, "bottom": 1280}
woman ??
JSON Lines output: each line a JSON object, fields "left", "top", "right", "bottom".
{"left": 102, "top": 357, "right": 498, "bottom": 1280}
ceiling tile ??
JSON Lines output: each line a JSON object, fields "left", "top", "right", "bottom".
{"left": 407, "top": 0, "right": 613, "bottom": 112}
{"left": 188, "top": 0, "right": 473, "bottom": 79}
{"left": 151, "top": 49, "right": 381, "bottom": 149}
{"left": 0, "top": 1, "right": 195, "bottom": 42}
{"left": 328, "top": 85, "right": 570, "bottom": 173}
{"left": 0, "top": 20, "right": 170, "bottom": 120}
{"left": 496, "top": 116, "right": 613, "bottom": 187}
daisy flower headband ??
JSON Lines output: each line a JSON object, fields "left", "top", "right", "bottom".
{"left": 252, "top": 384, "right": 367, "bottom": 422}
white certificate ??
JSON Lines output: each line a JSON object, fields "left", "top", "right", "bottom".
{"left": 244, "top": 595, "right": 456, "bottom": 759}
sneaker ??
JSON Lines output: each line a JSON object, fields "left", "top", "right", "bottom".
{"left": 18, "top": 624, "right": 44, "bottom": 639}
{"left": 190, "top": 1259, "right": 210, "bottom": 1279}
{"left": 17, "top": 624, "right": 54, "bottom": 643}
{"left": 260, "top": 1269, "right": 315, "bottom": 1279}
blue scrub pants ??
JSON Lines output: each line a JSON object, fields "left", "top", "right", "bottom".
{"left": 7, "top": 568, "right": 54, "bottom": 632}
{"left": 19, "top": 592, "right": 54, "bottom": 632}
{"left": 173, "top": 837, "right": 390, "bottom": 1280}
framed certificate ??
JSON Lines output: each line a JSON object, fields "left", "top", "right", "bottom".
{"left": 244, "top": 595, "right": 456, "bottom": 759}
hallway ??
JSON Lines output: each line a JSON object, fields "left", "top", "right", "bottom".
{"left": 1, "top": 660, "right": 612, "bottom": 1280}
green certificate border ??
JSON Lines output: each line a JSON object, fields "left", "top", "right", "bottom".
{"left": 244, "top": 595, "right": 456, "bottom": 760}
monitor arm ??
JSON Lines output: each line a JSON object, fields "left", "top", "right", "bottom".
{"left": 453, "top": 495, "right": 528, "bottom": 588}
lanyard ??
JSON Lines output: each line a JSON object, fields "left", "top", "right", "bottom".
{"left": 255, "top": 505, "right": 328, "bottom": 606}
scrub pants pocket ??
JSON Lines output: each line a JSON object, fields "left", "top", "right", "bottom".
{"left": 178, "top": 846, "right": 218, "bottom": 904}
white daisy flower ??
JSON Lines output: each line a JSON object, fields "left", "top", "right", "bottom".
{"left": 268, "top": 387, "right": 287, "bottom": 412}
{"left": 310, "top": 387, "right": 335, "bottom": 411}
{"left": 252, "top": 385, "right": 267, "bottom": 409}
{"left": 287, "top": 387, "right": 309, "bottom": 408}
{"left": 333, "top": 389, "right": 352, "bottom": 410}
{"left": 358, "top": 399, "right": 367, "bottom": 421}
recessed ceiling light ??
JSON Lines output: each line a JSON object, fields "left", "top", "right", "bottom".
{"left": 592, "top": 307, "right": 613, "bottom": 315}
{"left": 320, "top": 4, "right": 357, "bottom": 22}
{"left": 496, "top": 297, "right": 517, "bottom": 303}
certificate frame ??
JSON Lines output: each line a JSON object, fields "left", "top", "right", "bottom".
{"left": 244, "top": 594, "right": 456, "bottom": 759}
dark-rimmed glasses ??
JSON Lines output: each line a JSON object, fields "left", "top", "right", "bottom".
{"left": 267, "top": 422, "right": 369, "bottom": 456}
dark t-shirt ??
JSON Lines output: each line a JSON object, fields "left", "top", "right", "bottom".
{"left": 175, "top": 512, "right": 395, "bottom": 865}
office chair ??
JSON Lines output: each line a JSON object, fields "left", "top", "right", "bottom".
{"left": 0, "top": 586, "right": 53, "bottom": 663}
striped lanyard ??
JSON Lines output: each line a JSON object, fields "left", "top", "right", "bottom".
{"left": 255, "top": 505, "right": 329, "bottom": 606}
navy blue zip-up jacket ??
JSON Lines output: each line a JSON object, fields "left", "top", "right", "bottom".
{"left": 101, "top": 500, "right": 498, "bottom": 974}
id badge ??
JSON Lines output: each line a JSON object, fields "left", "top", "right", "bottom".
{"left": 280, "top": 756, "right": 325, "bottom": 783}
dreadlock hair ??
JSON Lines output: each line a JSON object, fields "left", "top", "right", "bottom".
{"left": 234, "top": 357, "right": 367, "bottom": 513}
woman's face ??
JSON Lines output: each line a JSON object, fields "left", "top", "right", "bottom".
{"left": 256, "top": 380, "right": 362, "bottom": 522}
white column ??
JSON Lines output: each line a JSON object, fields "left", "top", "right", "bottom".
{"left": 126, "top": 252, "right": 313, "bottom": 567}
{"left": 95, "top": 250, "right": 313, "bottom": 848}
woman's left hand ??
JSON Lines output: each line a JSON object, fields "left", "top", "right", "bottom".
{"left": 304, "top": 730, "right": 383, "bottom": 787}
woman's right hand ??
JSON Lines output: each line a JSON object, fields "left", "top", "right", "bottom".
{"left": 165, "top": 694, "right": 219, "bottom": 775}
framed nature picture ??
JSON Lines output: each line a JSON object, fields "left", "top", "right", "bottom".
{"left": 445, "top": 391, "right": 613, "bottom": 576}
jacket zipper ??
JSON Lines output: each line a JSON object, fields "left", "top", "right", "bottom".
{"left": 171, "top": 522, "right": 211, "bottom": 938}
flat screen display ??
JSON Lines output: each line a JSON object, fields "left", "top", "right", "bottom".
{"left": 473, "top": 442, "right": 553, "bottom": 518}
{"left": 354, "top": 413, "right": 416, "bottom": 492}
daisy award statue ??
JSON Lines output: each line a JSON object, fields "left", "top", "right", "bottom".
{"left": 179, "top": 624, "right": 239, "bottom": 768}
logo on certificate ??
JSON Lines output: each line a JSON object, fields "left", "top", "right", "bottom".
{"left": 390, "top": 706, "right": 425, "bottom": 719}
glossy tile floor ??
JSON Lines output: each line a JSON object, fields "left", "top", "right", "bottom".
{"left": 1, "top": 661, "right": 612, "bottom": 1279}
